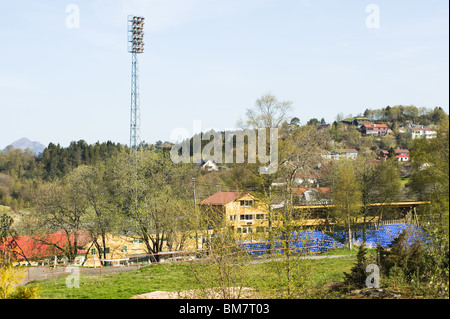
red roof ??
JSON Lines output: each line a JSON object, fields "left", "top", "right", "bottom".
{"left": 362, "top": 124, "right": 388, "bottom": 128}
{"left": 1, "top": 232, "right": 88, "bottom": 260}
{"left": 199, "top": 191, "right": 247, "bottom": 206}
{"left": 380, "top": 149, "right": 409, "bottom": 156}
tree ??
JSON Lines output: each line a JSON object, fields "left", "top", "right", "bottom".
{"left": 343, "top": 242, "right": 369, "bottom": 289}
{"left": 237, "top": 93, "right": 293, "bottom": 129}
{"left": 21, "top": 180, "right": 88, "bottom": 261}
{"left": 331, "top": 159, "right": 362, "bottom": 249}
{"left": 0, "top": 265, "right": 25, "bottom": 299}
{"left": 290, "top": 117, "right": 300, "bottom": 127}
{"left": 188, "top": 226, "right": 252, "bottom": 299}
{"left": 410, "top": 116, "right": 449, "bottom": 229}
{"left": 306, "top": 118, "right": 320, "bottom": 127}
{"left": 408, "top": 117, "right": 449, "bottom": 297}
{"left": 355, "top": 156, "right": 402, "bottom": 238}
{"left": 117, "top": 150, "right": 193, "bottom": 261}
{"left": 66, "top": 164, "right": 121, "bottom": 265}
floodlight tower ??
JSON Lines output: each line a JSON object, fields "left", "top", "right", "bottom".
{"left": 128, "top": 15, "right": 145, "bottom": 150}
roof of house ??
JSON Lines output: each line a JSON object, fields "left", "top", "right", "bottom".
{"left": 380, "top": 149, "right": 409, "bottom": 157}
{"left": 343, "top": 149, "right": 358, "bottom": 153}
{"left": 2, "top": 232, "right": 87, "bottom": 260}
{"left": 198, "top": 191, "right": 248, "bottom": 206}
{"left": 361, "top": 124, "right": 388, "bottom": 128}
{"left": 292, "top": 187, "right": 331, "bottom": 196}
{"left": 410, "top": 127, "right": 435, "bottom": 131}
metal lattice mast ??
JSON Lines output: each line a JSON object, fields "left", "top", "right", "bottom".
{"left": 130, "top": 52, "right": 140, "bottom": 150}
{"left": 128, "top": 16, "right": 145, "bottom": 236}
{"left": 128, "top": 15, "right": 145, "bottom": 151}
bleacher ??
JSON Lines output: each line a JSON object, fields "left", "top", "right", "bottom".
{"left": 242, "top": 223, "right": 428, "bottom": 255}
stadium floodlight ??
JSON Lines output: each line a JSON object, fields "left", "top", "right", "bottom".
{"left": 127, "top": 15, "right": 145, "bottom": 151}
{"left": 128, "top": 15, "right": 145, "bottom": 54}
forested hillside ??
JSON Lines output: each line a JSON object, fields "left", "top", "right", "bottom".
{"left": 0, "top": 140, "right": 124, "bottom": 211}
{"left": 0, "top": 103, "right": 447, "bottom": 213}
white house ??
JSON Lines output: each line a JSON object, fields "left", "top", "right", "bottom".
{"left": 321, "top": 149, "right": 358, "bottom": 160}
{"left": 408, "top": 127, "right": 437, "bottom": 139}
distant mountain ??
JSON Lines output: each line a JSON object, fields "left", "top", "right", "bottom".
{"left": 4, "top": 137, "right": 46, "bottom": 155}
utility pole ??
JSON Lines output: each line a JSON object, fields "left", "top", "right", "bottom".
{"left": 192, "top": 178, "right": 199, "bottom": 251}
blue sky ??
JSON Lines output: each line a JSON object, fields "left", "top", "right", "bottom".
{"left": 0, "top": 0, "right": 448, "bottom": 148}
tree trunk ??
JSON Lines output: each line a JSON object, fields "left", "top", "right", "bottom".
{"left": 348, "top": 221, "right": 352, "bottom": 250}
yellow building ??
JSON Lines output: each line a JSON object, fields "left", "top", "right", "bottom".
{"left": 82, "top": 233, "right": 147, "bottom": 266}
{"left": 82, "top": 231, "right": 208, "bottom": 266}
{"left": 198, "top": 191, "right": 270, "bottom": 238}
{"left": 80, "top": 192, "right": 272, "bottom": 265}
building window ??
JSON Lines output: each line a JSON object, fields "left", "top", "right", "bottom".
{"left": 121, "top": 246, "right": 128, "bottom": 253}
{"left": 91, "top": 248, "right": 96, "bottom": 256}
{"left": 132, "top": 239, "right": 143, "bottom": 244}
{"left": 99, "top": 247, "right": 110, "bottom": 254}
{"left": 240, "top": 200, "right": 253, "bottom": 207}
{"left": 256, "top": 214, "right": 267, "bottom": 220}
{"left": 229, "top": 215, "right": 237, "bottom": 221}
{"left": 240, "top": 214, "right": 254, "bottom": 221}
{"left": 237, "top": 227, "right": 253, "bottom": 234}
{"left": 256, "top": 227, "right": 268, "bottom": 233}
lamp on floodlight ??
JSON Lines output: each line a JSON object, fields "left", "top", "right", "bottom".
{"left": 128, "top": 15, "right": 145, "bottom": 54}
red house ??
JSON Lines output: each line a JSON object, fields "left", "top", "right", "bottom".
{"left": 380, "top": 149, "right": 410, "bottom": 162}
{"left": 1, "top": 232, "right": 88, "bottom": 263}
{"left": 360, "top": 123, "right": 389, "bottom": 136}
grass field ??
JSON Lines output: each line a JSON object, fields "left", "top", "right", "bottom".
{"left": 30, "top": 250, "right": 358, "bottom": 299}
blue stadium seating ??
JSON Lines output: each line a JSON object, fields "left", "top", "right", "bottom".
{"left": 242, "top": 224, "right": 428, "bottom": 255}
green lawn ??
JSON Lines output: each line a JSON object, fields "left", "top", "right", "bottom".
{"left": 31, "top": 253, "right": 357, "bottom": 299}
{"left": 34, "top": 263, "right": 198, "bottom": 299}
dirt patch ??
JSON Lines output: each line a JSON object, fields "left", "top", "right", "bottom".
{"left": 131, "top": 287, "right": 257, "bottom": 299}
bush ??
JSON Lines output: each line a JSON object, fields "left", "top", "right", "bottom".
{"left": 377, "top": 229, "right": 427, "bottom": 280}
{"left": 343, "top": 242, "right": 370, "bottom": 289}
{"left": 8, "top": 285, "right": 39, "bottom": 299}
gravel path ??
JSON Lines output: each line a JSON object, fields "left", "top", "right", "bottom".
{"left": 21, "top": 264, "right": 144, "bottom": 285}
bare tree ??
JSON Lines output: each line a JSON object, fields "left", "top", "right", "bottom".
{"left": 237, "top": 93, "right": 293, "bottom": 129}
{"left": 21, "top": 181, "right": 88, "bottom": 260}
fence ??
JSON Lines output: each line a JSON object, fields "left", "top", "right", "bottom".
{"left": 20, "top": 222, "right": 428, "bottom": 284}
{"left": 19, "top": 238, "right": 342, "bottom": 284}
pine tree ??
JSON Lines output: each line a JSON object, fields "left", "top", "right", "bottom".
{"left": 344, "top": 242, "right": 368, "bottom": 289}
